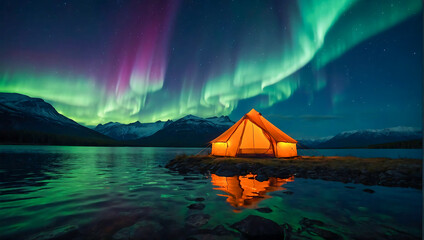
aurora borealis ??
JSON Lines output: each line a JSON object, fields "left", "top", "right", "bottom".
{"left": 0, "top": 0, "right": 422, "bottom": 137}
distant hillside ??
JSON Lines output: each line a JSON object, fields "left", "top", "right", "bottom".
{"left": 297, "top": 136, "right": 332, "bottom": 149}
{"left": 0, "top": 93, "right": 117, "bottom": 146}
{"left": 134, "top": 115, "right": 234, "bottom": 147}
{"left": 368, "top": 139, "right": 423, "bottom": 149}
{"left": 93, "top": 120, "right": 173, "bottom": 140}
{"left": 310, "top": 127, "right": 422, "bottom": 149}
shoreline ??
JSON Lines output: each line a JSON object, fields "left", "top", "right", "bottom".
{"left": 166, "top": 155, "right": 422, "bottom": 189}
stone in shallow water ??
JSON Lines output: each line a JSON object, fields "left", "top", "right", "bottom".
{"left": 345, "top": 186, "right": 355, "bottom": 189}
{"left": 185, "top": 196, "right": 205, "bottom": 202}
{"left": 298, "top": 217, "right": 343, "bottom": 240}
{"left": 231, "top": 215, "right": 284, "bottom": 240}
{"left": 283, "top": 190, "right": 294, "bottom": 195}
{"left": 29, "top": 225, "right": 79, "bottom": 240}
{"left": 188, "top": 224, "right": 240, "bottom": 239}
{"left": 299, "top": 217, "right": 325, "bottom": 228}
{"left": 256, "top": 207, "right": 273, "bottom": 213}
{"left": 255, "top": 174, "right": 269, "bottom": 182}
{"left": 112, "top": 220, "right": 163, "bottom": 240}
{"left": 186, "top": 214, "right": 211, "bottom": 227}
{"left": 307, "top": 227, "right": 343, "bottom": 240}
{"left": 188, "top": 203, "right": 205, "bottom": 210}
{"left": 363, "top": 188, "right": 375, "bottom": 193}
{"left": 215, "top": 167, "right": 237, "bottom": 177}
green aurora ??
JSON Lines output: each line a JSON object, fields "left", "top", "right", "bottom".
{"left": 0, "top": 0, "right": 421, "bottom": 125}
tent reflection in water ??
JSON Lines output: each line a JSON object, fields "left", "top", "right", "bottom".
{"left": 211, "top": 109, "right": 297, "bottom": 157}
{"left": 211, "top": 174, "right": 294, "bottom": 209}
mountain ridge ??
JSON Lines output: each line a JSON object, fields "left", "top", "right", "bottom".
{"left": 299, "top": 126, "right": 422, "bottom": 149}
{"left": 0, "top": 93, "right": 116, "bottom": 145}
{"left": 0, "top": 93, "right": 421, "bottom": 148}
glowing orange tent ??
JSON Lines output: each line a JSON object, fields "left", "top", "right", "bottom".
{"left": 211, "top": 109, "right": 297, "bottom": 157}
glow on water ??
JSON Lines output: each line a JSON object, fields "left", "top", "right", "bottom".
{"left": 0, "top": 146, "right": 421, "bottom": 239}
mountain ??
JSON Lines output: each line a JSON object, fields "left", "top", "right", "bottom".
{"left": 0, "top": 93, "right": 116, "bottom": 145}
{"left": 93, "top": 120, "right": 173, "bottom": 140}
{"left": 368, "top": 139, "right": 423, "bottom": 149}
{"left": 135, "top": 115, "right": 235, "bottom": 147}
{"left": 297, "top": 136, "right": 333, "bottom": 149}
{"left": 316, "top": 126, "right": 422, "bottom": 149}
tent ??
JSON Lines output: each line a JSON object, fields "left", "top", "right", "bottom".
{"left": 210, "top": 109, "right": 297, "bottom": 157}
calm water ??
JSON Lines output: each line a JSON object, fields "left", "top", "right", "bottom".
{"left": 298, "top": 148, "right": 423, "bottom": 159}
{"left": 0, "top": 146, "right": 421, "bottom": 239}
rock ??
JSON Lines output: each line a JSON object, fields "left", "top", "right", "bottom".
{"left": 299, "top": 217, "right": 325, "bottom": 228}
{"left": 307, "top": 227, "right": 343, "bottom": 240}
{"left": 363, "top": 188, "right": 375, "bottom": 193}
{"left": 386, "top": 170, "right": 406, "bottom": 179}
{"left": 29, "top": 226, "right": 80, "bottom": 240}
{"left": 112, "top": 220, "right": 163, "bottom": 240}
{"left": 185, "top": 197, "right": 205, "bottom": 202}
{"left": 188, "top": 203, "right": 205, "bottom": 210}
{"left": 188, "top": 224, "right": 240, "bottom": 239}
{"left": 255, "top": 174, "right": 269, "bottom": 182}
{"left": 186, "top": 214, "right": 211, "bottom": 227}
{"left": 283, "top": 191, "right": 294, "bottom": 195}
{"left": 211, "top": 224, "right": 237, "bottom": 236}
{"left": 231, "top": 215, "right": 284, "bottom": 239}
{"left": 298, "top": 217, "right": 342, "bottom": 240}
{"left": 256, "top": 207, "right": 273, "bottom": 213}
{"left": 235, "top": 163, "right": 251, "bottom": 171}
{"left": 344, "top": 186, "right": 355, "bottom": 189}
{"left": 358, "top": 174, "right": 368, "bottom": 182}
{"left": 215, "top": 167, "right": 237, "bottom": 177}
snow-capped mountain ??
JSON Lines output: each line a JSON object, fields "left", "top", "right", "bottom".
{"left": 297, "top": 136, "right": 333, "bottom": 148}
{"left": 92, "top": 114, "right": 235, "bottom": 144}
{"left": 0, "top": 93, "right": 77, "bottom": 126}
{"left": 93, "top": 120, "right": 173, "bottom": 140}
{"left": 0, "top": 93, "right": 114, "bottom": 145}
{"left": 135, "top": 115, "right": 235, "bottom": 147}
{"left": 316, "top": 126, "right": 422, "bottom": 148}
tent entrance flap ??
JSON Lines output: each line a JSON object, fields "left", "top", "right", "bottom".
{"left": 237, "top": 120, "right": 273, "bottom": 156}
{"left": 210, "top": 108, "right": 297, "bottom": 157}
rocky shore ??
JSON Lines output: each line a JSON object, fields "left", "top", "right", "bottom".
{"left": 166, "top": 155, "right": 422, "bottom": 189}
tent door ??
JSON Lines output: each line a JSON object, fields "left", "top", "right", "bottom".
{"left": 236, "top": 120, "right": 274, "bottom": 157}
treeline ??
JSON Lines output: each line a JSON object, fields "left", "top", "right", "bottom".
{"left": 0, "top": 130, "right": 119, "bottom": 146}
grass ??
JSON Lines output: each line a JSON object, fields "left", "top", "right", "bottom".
{"left": 173, "top": 154, "right": 422, "bottom": 174}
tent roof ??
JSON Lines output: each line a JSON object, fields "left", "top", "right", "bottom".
{"left": 210, "top": 108, "right": 297, "bottom": 143}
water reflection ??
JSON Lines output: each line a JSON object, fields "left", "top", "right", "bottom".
{"left": 210, "top": 173, "right": 294, "bottom": 210}
{"left": 0, "top": 146, "right": 421, "bottom": 239}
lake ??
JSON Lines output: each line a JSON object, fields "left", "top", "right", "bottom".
{"left": 0, "top": 146, "right": 421, "bottom": 239}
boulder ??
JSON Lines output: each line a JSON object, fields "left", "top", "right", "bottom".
{"left": 185, "top": 197, "right": 205, "bottom": 202}
{"left": 231, "top": 215, "right": 284, "bottom": 239}
{"left": 186, "top": 214, "right": 211, "bottom": 227}
{"left": 363, "top": 188, "right": 375, "bottom": 193}
{"left": 299, "top": 217, "right": 325, "bottom": 228}
{"left": 307, "top": 227, "right": 343, "bottom": 240}
{"left": 188, "top": 203, "right": 206, "bottom": 210}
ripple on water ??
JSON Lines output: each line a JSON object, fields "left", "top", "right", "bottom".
{"left": 0, "top": 146, "right": 421, "bottom": 240}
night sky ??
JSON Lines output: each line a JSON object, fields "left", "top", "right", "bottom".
{"left": 0, "top": 0, "right": 422, "bottom": 138}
